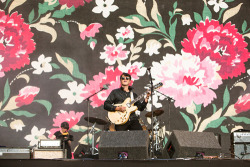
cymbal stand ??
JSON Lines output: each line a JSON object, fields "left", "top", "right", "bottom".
{"left": 89, "top": 122, "right": 98, "bottom": 155}
{"left": 153, "top": 120, "right": 160, "bottom": 152}
{"left": 83, "top": 87, "right": 106, "bottom": 154}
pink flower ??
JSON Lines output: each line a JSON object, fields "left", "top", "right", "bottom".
{"left": 151, "top": 51, "right": 222, "bottom": 108}
{"left": 49, "top": 110, "right": 84, "bottom": 138}
{"left": 234, "top": 94, "right": 250, "bottom": 114}
{"left": 182, "top": 19, "right": 250, "bottom": 79}
{"left": 80, "top": 66, "right": 135, "bottom": 108}
{"left": 100, "top": 44, "right": 129, "bottom": 65}
{"left": 90, "top": 41, "right": 96, "bottom": 50}
{"left": 80, "top": 23, "right": 102, "bottom": 40}
{"left": 59, "top": 0, "right": 92, "bottom": 8}
{"left": 15, "top": 86, "right": 40, "bottom": 107}
{"left": 0, "top": 11, "right": 36, "bottom": 73}
{"left": 118, "top": 62, "right": 147, "bottom": 80}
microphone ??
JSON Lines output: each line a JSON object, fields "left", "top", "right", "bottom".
{"left": 102, "top": 84, "right": 110, "bottom": 90}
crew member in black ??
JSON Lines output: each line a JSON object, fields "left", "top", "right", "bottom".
{"left": 104, "top": 73, "right": 150, "bottom": 131}
{"left": 52, "top": 122, "right": 73, "bottom": 159}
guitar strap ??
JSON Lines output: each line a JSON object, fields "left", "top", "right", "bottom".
{"left": 130, "top": 92, "right": 140, "bottom": 116}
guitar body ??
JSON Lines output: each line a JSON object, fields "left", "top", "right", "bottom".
{"left": 108, "top": 98, "right": 138, "bottom": 125}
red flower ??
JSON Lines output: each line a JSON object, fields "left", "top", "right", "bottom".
{"left": 15, "top": 86, "right": 40, "bottom": 107}
{"left": 59, "top": 0, "right": 92, "bottom": 8}
{"left": 80, "top": 23, "right": 102, "bottom": 40}
{"left": 234, "top": 94, "right": 250, "bottom": 114}
{"left": 0, "top": 11, "right": 36, "bottom": 73}
{"left": 182, "top": 19, "right": 250, "bottom": 79}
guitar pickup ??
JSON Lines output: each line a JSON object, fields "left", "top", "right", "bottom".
{"left": 126, "top": 103, "right": 131, "bottom": 108}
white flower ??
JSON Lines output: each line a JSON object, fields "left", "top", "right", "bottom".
{"left": 10, "top": 119, "right": 25, "bottom": 132}
{"left": 24, "top": 126, "right": 47, "bottom": 146}
{"left": 115, "top": 25, "right": 134, "bottom": 40}
{"left": 181, "top": 14, "right": 193, "bottom": 25}
{"left": 144, "top": 39, "right": 162, "bottom": 56}
{"left": 31, "top": 54, "right": 52, "bottom": 75}
{"left": 58, "top": 81, "right": 85, "bottom": 104}
{"left": 0, "top": 55, "right": 4, "bottom": 71}
{"left": 44, "top": 0, "right": 57, "bottom": 6}
{"left": 92, "top": 0, "right": 119, "bottom": 18}
{"left": 208, "top": 0, "right": 228, "bottom": 13}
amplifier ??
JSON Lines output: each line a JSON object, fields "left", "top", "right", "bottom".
{"left": 231, "top": 132, "right": 250, "bottom": 143}
{"left": 38, "top": 139, "right": 61, "bottom": 149}
{"left": 0, "top": 148, "right": 30, "bottom": 159}
{"left": 33, "top": 149, "right": 66, "bottom": 159}
{"left": 231, "top": 131, "right": 250, "bottom": 159}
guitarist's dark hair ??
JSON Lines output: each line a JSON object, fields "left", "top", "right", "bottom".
{"left": 61, "top": 121, "right": 69, "bottom": 130}
{"left": 120, "top": 73, "right": 131, "bottom": 80}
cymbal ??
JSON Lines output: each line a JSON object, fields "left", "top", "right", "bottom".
{"left": 84, "top": 117, "right": 108, "bottom": 125}
{"left": 145, "top": 109, "right": 164, "bottom": 117}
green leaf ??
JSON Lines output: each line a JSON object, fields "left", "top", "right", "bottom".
{"left": 221, "top": 126, "right": 229, "bottom": 133}
{"left": 169, "top": 18, "right": 177, "bottom": 43}
{"left": 51, "top": 63, "right": 60, "bottom": 69}
{"left": 3, "top": 79, "right": 10, "bottom": 106}
{"left": 50, "top": 74, "right": 74, "bottom": 82}
{"left": 0, "top": 120, "right": 7, "bottom": 127}
{"left": 157, "top": 14, "right": 167, "bottom": 34}
{"left": 173, "top": 1, "right": 177, "bottom": 10}
{"left": 28, "top": 9, "right": 35, "bottom": 23}
{"left": 205, "top": 117, "right": 226, "bottom": 130}
{"left": 202, "top": 4, "right": 212, "bottom": 21}
{"left": 52, "top": 6, "right": 75, "bottom": 18}
{"left": 123, "top": 15, "right": 157, "bottom": 27}
{"left": 180, "top": 112, "right": 193, "bottom": 131}
{"left": 194, "top": 103, "right": 202, "bottom": 114}
{"left": 59, "top": 20, "right": 70, "bottom": 34}
{"left": 230, "top": 117, "right": 250, "bottom": 124}
{"left": 218, "top": 8, "right": 226, "bottom": 21}
{"left": 0, "top": 111, "right": 5, "bottom": 117}
{"left": 118, "top": 37, "right": 124, "bottom": 44}
{"left": 87, "top": 38, "right": 97, "bottom": 45}
{"left": 124, "top": 39, "right": 134, "bottom": 44}
{"left": 10, "top": 110, "right": 36, "bottom": 117}
{"left": 225, "top": 0, "right": 234, "bottom": 2}
{"left": 169, "top": 11, "right": 173, "bottom": 17}
{"left": 60, "top": 57, "right": 87, "bottom": 84}
{"left": 212, "top": 104, "right": 217, "bottom": 114}
{"left": 33, "top": 100, "right": 52, "bottom": 116}
{"left": 38, "top": 1, "right": 59, "bottom": 16}
{"left": 242, "top": 20, "right": 247, "bottom": 33}
{"left": 163, "top": 136, "right": 168, "bottom": 148}
{"left": 4, "top": 0, "right": 12, "bottom": 10}
{"left": 71, "top": 127, "right": 87, "bottom": 133}
{"left": 194, "top": 12, "right": 202, "bottom": 24}
{"left": 222, "top": 86, "right": 230, "bottom": 111}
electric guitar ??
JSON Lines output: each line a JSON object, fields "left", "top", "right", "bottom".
{"left": 108, "top": 82, "right": 163, "bottom": 125}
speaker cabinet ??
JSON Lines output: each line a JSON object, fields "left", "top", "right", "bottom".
{"left": 163, "top": 130, "right": 221, "bottom": 158}
{"left": 0, "top": 148, "right": 30, "bottom": 159}
{"left": 231, "top": 131, "right": 250, "bottom": 159}
{"left": 33, "top": 149, "right": 65, "bottom": 159}
{"left": 98, "top": 131, "right": 149, "bottom": 160}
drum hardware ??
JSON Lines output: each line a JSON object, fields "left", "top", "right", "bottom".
{"left": 84, "top": 117, "right": 108, "bottom": 155}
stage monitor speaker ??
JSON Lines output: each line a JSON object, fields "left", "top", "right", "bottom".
{"left": 98, "top": 130, "right": 149, "bottom": 160}
{"left": 73, "top": 144, "right": 87, "bottom": 159}
{"left": 163, "top": 130, "right": 221, "bottom": 159}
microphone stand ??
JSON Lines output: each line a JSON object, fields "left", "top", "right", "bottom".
{"left": 147, "top": 67, "right": 155, "bottom": 159}
{"left": 83, "top": 87, "right": 106, "bottom": 155}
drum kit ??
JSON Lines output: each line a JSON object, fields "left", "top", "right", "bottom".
{"left": 83, "top": 109, "right": 165, "bottom": 157}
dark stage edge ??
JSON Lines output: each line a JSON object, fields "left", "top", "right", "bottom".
{"left": 0, "top": 159, "right": 250, "bottom": 167}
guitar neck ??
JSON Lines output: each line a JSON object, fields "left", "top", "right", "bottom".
{"left": 130, "top": 91, "right": 147, "bottom": 105}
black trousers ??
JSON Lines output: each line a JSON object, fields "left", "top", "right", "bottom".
{"left": 115, "top": 119, "right": 143, "bottom": 131}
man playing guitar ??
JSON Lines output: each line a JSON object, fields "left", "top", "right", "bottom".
{"left": 104, "top": 73, "right": 151, "bottom": 131}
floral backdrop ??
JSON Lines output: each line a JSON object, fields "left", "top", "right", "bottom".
{"left": 0, "top": 0, "right": 250, "bottom": 156}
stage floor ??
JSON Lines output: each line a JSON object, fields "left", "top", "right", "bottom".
{"left": 0, "top": 159, "right": 250, "bottom": 167}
